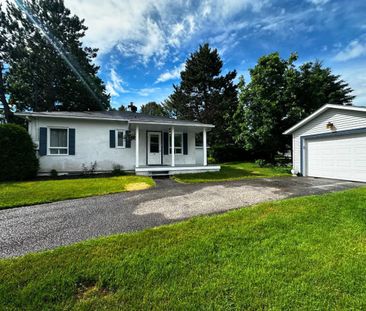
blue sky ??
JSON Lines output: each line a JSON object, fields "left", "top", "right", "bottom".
{"left": 64, "top": 0, "right": 366, "bottom": 108}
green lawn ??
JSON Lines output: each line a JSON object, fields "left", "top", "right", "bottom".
{"left": 1, "top": 187, "right": 366, "bottom": 310}
{"left": 0, "top": 175, "right": 155, "bottom": 209}
{"left": 173, "top": 161, "right": 291, "bottom": 183}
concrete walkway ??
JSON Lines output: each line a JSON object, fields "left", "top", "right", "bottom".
{"left": 0, "top": 177, "right": 362, "bottom": 258}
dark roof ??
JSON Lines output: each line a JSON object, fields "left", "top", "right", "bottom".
{"left": 15, "top": 111, "right": 214, "bottom": 127}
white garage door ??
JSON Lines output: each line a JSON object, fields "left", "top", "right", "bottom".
{"left": 306, "top": 133, "right": 366, "bottom": 182}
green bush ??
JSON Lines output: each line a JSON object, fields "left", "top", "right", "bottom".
{"left": 0, "top": 124, "right": 39, "bottom": 181}
{"left": 50, "top": 169, "right": 58, "bottom": 178}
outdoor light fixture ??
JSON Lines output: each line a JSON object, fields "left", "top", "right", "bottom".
{"left": 326, "top": 122, "right": 334, "bottom": 129}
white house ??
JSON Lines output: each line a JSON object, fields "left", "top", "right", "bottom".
{"left": 284, "top": 104, "right": 366, "bottom": 182}
{"left": 15, "top": 111, "right": 220, "bottom": 176}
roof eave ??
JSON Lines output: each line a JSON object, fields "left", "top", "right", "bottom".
{"left": 14, "top": 112, "right": 130, "bottom": 122}
{"left": 283, "top": 104, "right": 366, "bottom": 135}
{"left": 128, "top": 120, "right": 215, "bottom": 128}
{"left": 14, "top": 112, "right": 215, "bottom": 128}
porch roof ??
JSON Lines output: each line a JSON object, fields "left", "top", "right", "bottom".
{"left": 15, "top": 111, "right": 214, "bottom": 128}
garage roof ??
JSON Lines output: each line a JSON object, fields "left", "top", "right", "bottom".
{"left": 283, "top": 104, "right": 366, "bottom": 135}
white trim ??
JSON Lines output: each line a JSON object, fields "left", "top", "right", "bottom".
{"left": 47, "top": 127, "right": 69, "bottom": 156}
{"left": 15, "top": 112, "right": 128, "bottom": 122}
{"left": 129, "top": 120, "right": 215, "bottom": 128}
{"left": 203, "top": 128, "right": 207, "bottom": 166}
{"left": 284, "top": 104, "right": 366, "bottom": 135}
{"left": 171, "top": 127, "right": 175, "bottom": 167}
{"left": 115, "top": 129, "right": 126, "bottom": 148}
{"left": 135, "top": 125, "right": 139, "bottom": 168}
{"left": 15, "top": 112, "right": 215, "bottom": 128}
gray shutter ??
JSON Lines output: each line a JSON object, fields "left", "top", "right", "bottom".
{"left": 39, "top": 127, "right": 47, "bottom": 156}
{"left": 110, "top": 130, "right": 116, "bottom": 148}
{"left": 125, "top": 130, "right": 131, "bottom": 148}
{"left": 183, "top": 133, "right": 188, "bottom": 155}
{"left": 163, "top": 132, "right": 169, "bottom": 155}
{"left": 69, "top": 128, "right": 75, "bottom": 155}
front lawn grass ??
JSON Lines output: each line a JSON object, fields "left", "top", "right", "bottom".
{"left": 173, "top": 161, "right": 291, "bottom": 183}
{"left": 0, "top": 175, "right": 155, "bottom": 209}
{"left": 1, "top": 187, "right": 366, "bottom": 309}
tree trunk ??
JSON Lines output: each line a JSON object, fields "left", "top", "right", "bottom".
{"left": 0, "top": 62, "right": 12, "bottom": 122}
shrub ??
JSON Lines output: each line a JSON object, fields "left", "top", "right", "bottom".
{"left": 210, "top": 144, "right": 254, "bottom": 163}
{"left": 81, "top": 161, "right": 97, "bottom": 175}
{"left": 50, "top": 169, "right": 58, "bottom": 178}
{"left": 0, "top": 124, "right": 39, "bottom": 181}
{"left": 255, "top": 159, "right": 273, "bottom": 168}
{"left": 112, "top": 164, "right": 125, "bottom": 176}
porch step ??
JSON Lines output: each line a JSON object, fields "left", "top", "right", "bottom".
{"left": 148, "top": 170, "right": 170, "bottom": 176}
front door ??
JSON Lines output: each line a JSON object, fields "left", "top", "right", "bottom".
{"left": 147, "top": 132, "right": 162, "bottom": 165}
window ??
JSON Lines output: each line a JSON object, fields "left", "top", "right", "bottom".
{"left": 169, "top": 133, "right": 183, "bottom": 154}
{"left": 49, "top": 128, "right": 68, "bottom": 155}
{"left": 150, "top": 134, "right": 160, "bottom": 153}
{"left": 116, "top": 130, "right": 125, "bottom": 148}
{"left": 195, "top": 132, "right": 203, "bottom": 147}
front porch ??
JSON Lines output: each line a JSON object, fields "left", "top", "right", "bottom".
{"left": 129, "top": 120, "right": 220, "bottom": 176}
{"left": 135, "top": 164, "right": 221, "bottom": 176}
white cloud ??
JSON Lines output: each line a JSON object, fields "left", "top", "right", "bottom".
{"left": 333, "top": 39, "right": 366, "bottom": 62}
{"left": 105, "top": 68, "right": 128, "bottom": 97}
{"left": 306, "top": 0, "right": 329, "bottom": 6}
{"left": 332, "top": 62, "right": 366, "bottom": 106}
{"left": 155, "top": 63, "right": 185, "bottom": 83}
{"left": 137, "top": 87, "right": 160, "bottom": 97}
{"left": 63, "top": 0, "right": 268, "bottom": 64}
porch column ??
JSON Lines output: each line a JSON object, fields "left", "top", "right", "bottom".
{"left": 135, "top": 125, "right": 139, "bottom": 168}
{"left": 203, "top": 128, "right": 207, "bottom": 166}
{"left": 171, "top": 126, "right": 175, "bottom": 167}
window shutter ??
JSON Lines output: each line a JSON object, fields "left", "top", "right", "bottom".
{"left": 110, "top": 130, "right": 116, "bottom": 148}
{"left": 163, "top": 132, "right": 169, "bottom": 155}
{"left": 69, "top": 128, "right": 75, "bottom": 155}
{"left": 39, "top": 127, "right": 47, "bottom": 156}
{"left": 183, "top": 133, "right": 188, "bottom": 155}
{"left": 125, "top": 130, "right": 131, "bottom": 148}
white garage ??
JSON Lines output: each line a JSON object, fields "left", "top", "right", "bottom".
{"left": 284, "top": 104, "right": 366, "bottom": 182}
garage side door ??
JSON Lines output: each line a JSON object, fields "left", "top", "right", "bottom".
{"left": 306, "top": 133, "right": 366, "bottom": 182}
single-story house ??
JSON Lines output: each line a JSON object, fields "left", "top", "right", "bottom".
{"left": 15, "top": 111, "right": 220, "bottom": 176}
{"left": 284, "top": 104, "right": 366, "bottom": 182}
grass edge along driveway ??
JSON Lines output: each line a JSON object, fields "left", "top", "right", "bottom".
{"left": 1, "top": 186, "right": 366, "bottom": 309}
{"left": 0, "top": 175, "right": 155, "bottom": 210}
{"left": 173, "top": 161, "right": 291, "bottom": 183}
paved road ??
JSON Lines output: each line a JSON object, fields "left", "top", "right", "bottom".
{"left": 0, "top": 177, "right": 363, "bottom": 258}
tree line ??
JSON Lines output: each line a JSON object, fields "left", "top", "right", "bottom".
{"left": 0, "top": 0, "right": 355, "bottom": 162}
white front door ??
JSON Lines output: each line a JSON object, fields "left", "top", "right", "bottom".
{"left": 147, "top": 132, "right": 162, "bottom": 165}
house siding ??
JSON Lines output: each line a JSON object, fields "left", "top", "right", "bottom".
{"left": 292, "top": 108, "right": 366, "bottom": 173}
{"left": 28, "top": 117, "right": 198, "bottom": 173}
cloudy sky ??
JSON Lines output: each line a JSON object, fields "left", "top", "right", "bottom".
{"left": 63, "top": 0, "right": 366, "bottom": 108}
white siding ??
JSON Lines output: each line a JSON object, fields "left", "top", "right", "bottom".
{"left": 292, "top": 108, "right": 366, "bottom": 172}
{"left": 28, "top": 117, "right": 198, "bottom": 173}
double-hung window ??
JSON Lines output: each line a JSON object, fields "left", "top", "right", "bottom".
{"left": 169, "top": 133, "right": 183, "bottom": 154}
{"left": 49, "top": 128, "right": 68, "bottom": 155}
{"left": 116, "top": 130, "right": 125, "bottom": 148}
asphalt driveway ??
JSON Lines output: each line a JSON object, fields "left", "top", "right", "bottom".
{"left": 0, "top": 177, "right": 363, "bottom": 258}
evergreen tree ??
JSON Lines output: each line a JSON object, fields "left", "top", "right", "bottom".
{"left": 140, "top": 101, "right": 167, "bottom": 117}
{"left": 164, "top": 43, "right": 238, "bottom": 146}
{"left": 1, "top": 0, "right": 110, "bottom": 114}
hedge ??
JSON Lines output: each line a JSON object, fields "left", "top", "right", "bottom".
{"left": 0, "top": 124, "right": 39, "bottom": 181}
